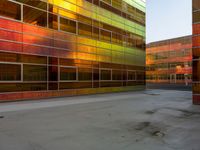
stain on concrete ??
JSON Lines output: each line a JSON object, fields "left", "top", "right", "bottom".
{"left": 145, "top": 110, "right": 156, "bottom": 114}
{"left": 135, "top": 122, "right": 151, "bottom": 131}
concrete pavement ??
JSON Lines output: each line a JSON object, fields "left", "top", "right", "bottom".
{"left": 0, "top": 90, "right": 199, "bottom": 150}
{"left": 146, "top": 83, "right": 192, "bottom": 91}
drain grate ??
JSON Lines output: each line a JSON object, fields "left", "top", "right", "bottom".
{"left": 152, "top": 131, "right": 165, "bottom": 137}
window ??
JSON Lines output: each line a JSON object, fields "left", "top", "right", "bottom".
{"left": 193, "top": 60, "right": 200, "bottom": 82}
{"left": 112, "top": 33, "right": 123, "bottom": 45}
{"left": 48, "top": 57, "right": 58, "bottom": 65}
{"left": 15, "top": 0, "right": 47, "bottom": 10}
{"left": 112, "top": 70, "right": 122, "bottom": 80}
{"left": 100, "top": 29, "right": 111, "bottom": 42}
{"left": 23, "top": 5, "right": 47, "bottom": 27}
{"left": 128, "top": 71, "right": 136, "bottom": 80}
{"left": 93, "top": 69, "right": 99, "bottom": 80}
{"left": 0, "top": 64, "right": 21, "bottom": 81}
{"left": 60, "top": 17, "right": 76, "bottom": 34}
{"left": 78, "top": 68, "right": 92, "bottom": 81}
{"left": 49, "top": 66, "right": 58, "bottom": 81}
{"left": 193, "top": 11, "right": 200, "bottom": 23}
{"left": 92, "top": 27, "right": 99, "bottom": 39}
{"left": 48, "top": 83, "right": 58, "bottom": 90}
{"left": 48, "top": 13, "right": 58, "bottom": 30}
{"left": 78, "top": 22, "right": 92, "bottom": 37}
{"left": 59, "top": 82, "right": 92, "bottom": 89}
{"left": 101, "top": 69, "right": 111, "bottom": 80}
{"left": 0, "top": 0, "right": 21, "bottom": 20}
{"left": 48, "top": 4, "right": 58, "bottom": 13}
{"left": 78, "top": 15, "right": 92, "bottom": 25}
{"left": 21, "top": 54, "right": 47, "bottom": 64}
{"left": 60, "top": 67, "right": 76, "bottom": 81}
{"left": 112, "top": 0, "right": 122, "bottom": 9}
{"left": 193, "top": 0, "right": 200, "bottom": 11}
{"left": 0, "top": 52, "right": 20, "bottom": 63}
{"left": 136, "top": 72, "right": 145, "bottom": 80}
{"left": 23, "top": 65, "right": 47, "bottom": 81}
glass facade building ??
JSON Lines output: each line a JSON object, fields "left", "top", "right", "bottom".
{"left": 0, "top": 0, "right": 145, "bottom": 101}
{"left": 193, "top": 0, "right": 200, "bottom": 104}
{"left": 146, "top": 36, "right": 192, "bottom": 84}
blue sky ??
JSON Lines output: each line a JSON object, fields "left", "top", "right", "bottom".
{"left": 146, "top": 0, "right": 192, "bottom": 43}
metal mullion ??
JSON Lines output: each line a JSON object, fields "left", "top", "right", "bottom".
{"left": 111, "top": 69, "right": 112, "bottom": 81}
{"left": 92, "top": 67, "right": 94, "bottom": 88}
{"left": 99, "top": 68, "right": 101, "bottom": 87}
{"left": 58, "top": 15, "right": 60, "bottom": 31}
{"left": 58, "top": 58, "right": 60, "bottom": 91}
{"left": 76, "top": 67, "right": 78, "bottom": 81}
{"left": 47, "top": 3, "right": 49, "bottom": 28}
{"left": 47, "top": 56, "right": 49, "bottom": 91}
{"left": 21, "top": 3, "right": 23, "bottom": 22}
{"left": 21, "top": 63, "right": 23, "bottom": 82}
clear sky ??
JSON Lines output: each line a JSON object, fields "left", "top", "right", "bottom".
{"left": 146, "top": 0, "right": 192, "bottom": 43}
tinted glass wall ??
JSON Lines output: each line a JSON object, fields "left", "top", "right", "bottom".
{"left": 146, "top": 36, "right": 192, "bottom": 84}
{"left": 0, "top": 0, "right": 145, "bottom": 101}
{"left": 193, "top": 0, "right": 200, "bottom": 104}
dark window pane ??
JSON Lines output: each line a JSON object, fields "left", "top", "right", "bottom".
{"left": 136, "top": 72, "right": 145, "bottom": 80}
{"left": 78, "top": 68, "right": 92, "bottom": 81}
{"left": 128, "top": 71, "right": 136, "bottom": 80}
{"left": 112, "top": 33, "right": 123, "bottom": 45}
{"left": 48, "top": 82, "right": 58, "bottom": 90}
{"left": 193, "top": 83, "right": 200, "bottom": 94}
{"left": 112, "top": 0, "right": 122, "bottom": 9}
{"left": 193, "top": 60, "right": 200, "bottom": 81}
{"left": 0, "top": 64, "right": 21, "bottom": 81}
{"left": 93, "top": 69, "right": 99, "bottom": 80}
{"left": 23, "top": 5, "right": 47, "bottom": 27}
{"left": 101, "top": 69, "right": 111, "bottom": 80}
{"left": 78, "top": 15, "right": 92, "bottom": 25}
{"left": 78, "top": 22, "right": 92, "bottom": 37}
{"left": 193, "top": 0, "right": 200, "bottom": 11}
{"left": 100, "top": 29, "right": 111, "bottom": 42}
{"left": 21, "top": 54, "right": 47, "bottom": 64}
{"left": 48, "top": 13, "right": 58, "bottom": 30}
{"left": 60, "top": 17, "right": 76, "bottom": 34}
{"left": 49, "top": 66, "right": 58, "bottom": 81}
{"left": 21, "top": 83, "right": 47, "bottom": 91}
{"left": 0, "top": 52, "right": 20, "bottom": 62}
{"left": 15, "top": 0, "right": 47, "bottom": 10}
{"left": 93, "top": 0, "right": 99, "bottom": 5}
{"left": 60, "top": 67, "right": 76, "bottom": 80}
{"left": 60, "top": 58, "right": 76, "bottom": 66}
{"left": 123, "top": 71, "right": 127, "bottom": 80}
{"left": 92, "top": 27, "right": 99, "bottom": 39}
{"left": 193, "top": 11, "right": 200, "bottom": 23}
{"left": 49, "top": 57, "right": 58, "bottom": 65}
{"left": 23, "top": 65, "right": 47, "bottom": 81}
{"left": 127, "top": 81, "right": 136, "bottom": 86}
{"left": 0, "top": 0, "right": 21, "bottom": 20}
{"left": 48, "top": 4, "right": 58, "bottom": 13}
{"left": 112, "top": 70, "right": 122, "bottom": 80}
{"left": 59, "top": 82, "right": 92, "bottom": 89}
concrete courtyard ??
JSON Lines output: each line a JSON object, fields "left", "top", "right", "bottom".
{"left": 0, "top": 90, "right": 199, "bottom": 150}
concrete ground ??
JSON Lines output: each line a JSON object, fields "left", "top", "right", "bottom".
{"left": 0, "top": 90, "right": 199, "bottom": 150}
{"left": 146, "top": 83, "right": 192, "bottom": 91}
